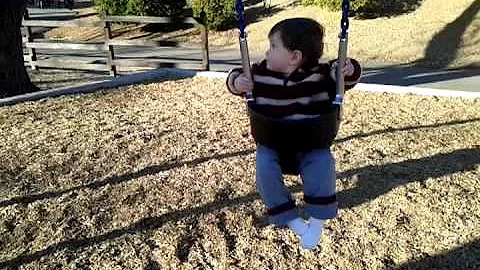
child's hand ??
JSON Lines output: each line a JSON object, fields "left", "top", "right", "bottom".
{"left": 332, "top": 58, "right": 355, "bottom": 77}
{"left": 343, "top": 59, "right": 355, "bottom": 77}
{"left": 233, "top": 74, "right": 254, "bottom": 94}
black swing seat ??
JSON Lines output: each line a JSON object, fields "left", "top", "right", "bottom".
{"left": 247, "top": 102, "right": 340, "bottom": 175}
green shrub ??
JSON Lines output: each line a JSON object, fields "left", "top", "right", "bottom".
{"left": 191, "top": 0, "right": 237, "bottom": 30}
{"left": 94, "top": 0, "right": 186, "bottom": 17}
{"left": 301, "top": 0, "right": 422, "bottom": 19}
{"left": 94, "top": 0, "right": 140, "bottom": 16}
{"left": 144, "top": 0, "right": 187, "bottom": 17}
{"left": 301, "top": 0, "right": 380, "bottom": 14}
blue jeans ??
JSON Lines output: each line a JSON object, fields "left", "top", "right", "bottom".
{"left": 255, "top": 144, "right": 338, "bottom": 226}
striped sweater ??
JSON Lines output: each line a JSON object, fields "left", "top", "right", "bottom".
{"left": 226, "top": 59, "right": 362, "bottom": 119}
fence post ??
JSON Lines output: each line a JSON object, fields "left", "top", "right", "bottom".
{"left": 23, "top": 10, "right": 38, "bottom": 71}
{"left": 200, "top": 24, "right": 209, "bottom": 71}
{"left": 103, "top": 14, "right": 117, "bottom": 76}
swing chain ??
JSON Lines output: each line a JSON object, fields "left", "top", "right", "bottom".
{"left": 340, "top": 0, "right": 350, "bottom": 40}
{"left": 235, "top": 0, "right": 254, "bottom": 102}
{"left": 235, "top": 0, "right": 247, "bottom": 39}
{"left": 334, "top": 0, "right": 351, "bottom": 121}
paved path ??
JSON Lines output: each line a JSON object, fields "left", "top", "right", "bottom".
{"left": 30, "top": 46, "right": 480, "bottom": 92}
{"left": 208, "top": 49, "right": 480, "bottom": 92}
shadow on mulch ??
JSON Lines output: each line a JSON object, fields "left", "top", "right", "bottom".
{"left": 1, "top": 114, "right": 480, "bottom": 268}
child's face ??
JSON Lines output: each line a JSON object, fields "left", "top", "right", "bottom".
{"left": 266, "top": 31, "right": 299, "bottom": 74}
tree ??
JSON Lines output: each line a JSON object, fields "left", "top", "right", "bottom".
{"left": 0, "top": 0, "right": 39, "bottom": 98}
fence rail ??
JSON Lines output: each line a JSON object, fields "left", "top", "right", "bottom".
{"left": 103, "top": 15, "right": 200, "bottom": 25}
{"left": 22, "top": 10, "right": 210, "bottom": 76}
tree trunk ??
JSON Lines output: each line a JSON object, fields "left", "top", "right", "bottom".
{"left": 0, "top": 0, "right": 39, "bottom": 98}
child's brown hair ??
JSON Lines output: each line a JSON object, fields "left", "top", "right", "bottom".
{"left": 268, "top": 18, "right": 325, "bottom": 69}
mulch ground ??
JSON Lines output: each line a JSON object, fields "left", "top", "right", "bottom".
{"left": 0, "top": 76, "right": 479, "bottom": 269}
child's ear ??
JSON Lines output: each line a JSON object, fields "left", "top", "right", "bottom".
{"left": 290, "top": 50, "right": 303, "bottom": 65}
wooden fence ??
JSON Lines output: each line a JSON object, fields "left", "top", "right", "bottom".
{"left": 22, "top": 10, "right": 209, "bottom": 76}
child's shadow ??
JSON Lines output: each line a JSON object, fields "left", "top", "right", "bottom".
{"left": 253, "top": 147, "right": 480, "bottom": 228}
{"left": 336, "top": 148, "right": 480, "bottom": 209}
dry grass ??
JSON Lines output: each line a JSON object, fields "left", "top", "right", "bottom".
{"left": 28, "top": 69, "right": 111, "bottom": 90}
{"left": 44, "top": 0, "right": 480, "bottom": 68}
{"left": 228, "top": 0, "right": 480, "bottom": 67}
{"left": 45, "top": 7, "right": 200, "bottom": 44}
{"left": 1, "top": 77, "right": 479, "bottom": 269}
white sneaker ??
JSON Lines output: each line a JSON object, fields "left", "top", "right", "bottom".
{"left": 300, "top": 218, "right": 324, "bottom": 250}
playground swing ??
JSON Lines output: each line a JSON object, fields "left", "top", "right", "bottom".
{"left": 234, "top": 0, "right": 352, "bottom": 175}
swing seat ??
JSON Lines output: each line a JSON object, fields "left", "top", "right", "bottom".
{"left": 247, "top": 102, "right": 340, "bottom": 175}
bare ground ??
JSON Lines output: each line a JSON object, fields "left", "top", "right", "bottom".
{"left": 43, "top": 0, "right": 480, "bottom": 68}
{"left": 233, "top": 0, "right": 480, "bottom": 68}
{"left": 0, "top": 77, "right": 479, "bottom": 269}
{"left": 28, "top": 69, "right": 112, "bottom": 90}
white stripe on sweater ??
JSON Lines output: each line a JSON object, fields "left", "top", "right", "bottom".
{"left": 253, "top": 73, "right": 325, "bottom": 86}
{"left": 255, "top": 92, "right": 330, "bottom": 106}
{"left": 283, "top": 114, "right": 322, "bottom": 120}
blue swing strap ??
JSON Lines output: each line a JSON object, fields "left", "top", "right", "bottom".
{"left": 235, "top": 0, "right": 247, "bottom": 39}
{"left": 235, "top": 0, "right": 254, "bottom": 103}
{"left": 333, "top": 0, "right": 351, "bottom": 122}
